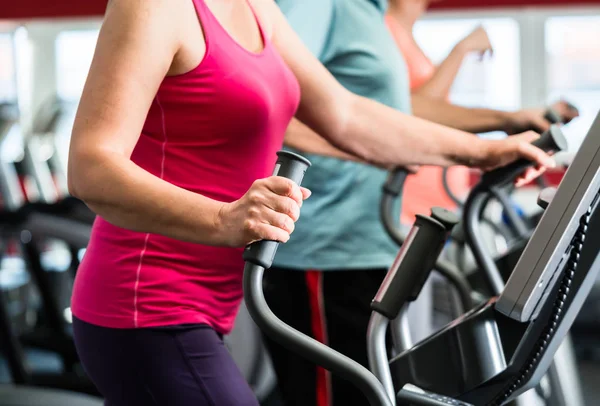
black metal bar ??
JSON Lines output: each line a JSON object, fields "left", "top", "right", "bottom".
{"left": 244, "top": 264, "right": 393, "bottom": 406}
{"left": 0, "top": 243, "right": 31, "bottom": 384}
{"left": 19, "top": 235, "right": 66, "bottom": 336}
{"left": 380, "top": 194, "right": 474, "bottom": 311}
{"left": 441, "top": 167, "right": 464, "bottom": 207}
{"left": 463, "top": 187, "right": 505, "bottom": 296}
{"left": 489, "top": 186, "right": 529, "bottom": 239}
{"left": 380, "top": 194, "right": 405, "bottom": 248}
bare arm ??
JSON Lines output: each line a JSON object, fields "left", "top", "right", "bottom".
{"left": 284, "top": 119, "right": 422, "bottom": 173}
{"left": 412, "top": 93, "right": 509, "bottom": 134}
{"left": 414, "top": 44, "right": 468, "bottom": 99}
{"left": 69, "top": 0, "right": 307, "bottom": 247}
{"left": 267, "top": 3, "right": 554, "bottom": 173}
{"left": 284, "top": 88, "right": 550, "bottom": 165}
{"left": 412, "top": 94, "right": 551, "bottom": 135}
{"left": 414, "top": 26, "right": 493, "bottom": 100}
{"left": 379, "top": 20, "right": 549, "bottom": 136}
{"left": 269, "top": 3, "right": 482, "bottom": 167}
{"left": 283, "top": 119, "right": 366, "bottom": 163}
{"left": 69, "top": 0, "right": 211, "bottom": 240}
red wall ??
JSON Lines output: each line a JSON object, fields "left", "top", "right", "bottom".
{"left": 430, "top": 0, "right": 600, "bottom": 9}
{"left": 0, "top": 1, "right": 107, "bottom": 19}
{"left": 1, "top": 0, "right": 599, "bottom": 20}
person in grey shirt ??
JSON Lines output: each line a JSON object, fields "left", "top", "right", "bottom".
{"left": 263, "top": 0, "right": 570, "bottom": 405}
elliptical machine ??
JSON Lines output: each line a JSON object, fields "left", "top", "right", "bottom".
{"left": 379, "top": 126, "right": 584, "bottom": 406}
{"left": 242, "top": 110, "right": 600, "bottom": 405}
{"left": 440, "top": 104, "right": 579, "bottom": 273}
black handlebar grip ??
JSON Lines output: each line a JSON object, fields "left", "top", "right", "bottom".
{"left": 544, "top": 102, "right": 579, "bottom": 125}
{"left": 383, "top": 168, "right": 409, "bottom": 196}
{"left": 412, "top": 207, "right": 460, "bottom": 298}
{"left": 430, "top": 207, "right": 460, "bottom": 231}
{"left": 480, "top": 125, "right": 567, "bottom": 187}
{"left": 371, "top": 209, "right": 457, "bottom": 320}
{"left": 544, "top": 108, "right": 563, "bottom": 125}
{"left": 242, "top": 151, "right": 311, "bottom": 269}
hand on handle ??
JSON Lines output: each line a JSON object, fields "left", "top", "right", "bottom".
{"left": 548, "top": 100, "right": 580, "bottom": 124}
{"left": 218, "top": 176, "right": 310, "bottom": 247}
{"left": 544, "top": 108, "right": 563, "bottom": 125}
{"left": 504, "top": 109, "right": 552, "bottom": 135}
{"left": 480, "top": 125, "right": 567, "bottom": 188}
{"left": 242, "top": 151, "right": 311, "bottom": 268}
{"left": 507, "top": 100, "right": 579, "bottom": 136}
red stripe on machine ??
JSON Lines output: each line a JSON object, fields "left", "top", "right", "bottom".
{"left": 305, "top": 270, "right": 332, "bottom": 406}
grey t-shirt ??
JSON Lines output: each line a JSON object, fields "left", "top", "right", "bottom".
{"left": 274, "top": 0, "right": 412, "bottom": 270}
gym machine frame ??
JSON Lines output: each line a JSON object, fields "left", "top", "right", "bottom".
{"left": 242, "top": 111, "right": 600, "bottom": 405}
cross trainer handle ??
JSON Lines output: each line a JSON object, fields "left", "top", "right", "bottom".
{"left": 242, "top": 150, "right": 311, "bottom": 269}
{"left": 371, "top": 207, "right": 459, "bottom": 320}
{"left": 480, "top": 125, "right": 567, "bottom": 188}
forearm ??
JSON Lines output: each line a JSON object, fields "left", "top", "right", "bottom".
{"left": 270, "top": 5, "right": 488, "bottom": 170}
{"left": 69, "top": 153, "right": 225, "bottom": 246}
{"left": 326, "top": 95, "right": 488, "bottom": 168}
{"left": 412, "top": 93, "right": 511, "bottom": 134}
{"left": 283, "top": 118, "right": 366, "bottom": 163}
{"left": 415, "top": 45, "right": 467, "bottom": 99}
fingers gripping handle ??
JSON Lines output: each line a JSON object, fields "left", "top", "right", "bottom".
{"left": 481, "top": 125, "right": 568, "bottom": 187}
{"left": 544, "top": 102, "right": 579, "bottom": 124}
{"left": 544, "top": 108, "right": 563, "bottom": 125}
{"left": 371, "top": 208, "right": 459, "bottom": 320}
{"left": 242, "top": 151, "right": 311, "bottom": 269}
{"left": 534, "top": 125, "right": 568, "bottom": 152}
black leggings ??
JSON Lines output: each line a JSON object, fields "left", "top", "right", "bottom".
{"left": 262, "top": 267, "right": 389, "bottom": 406}
{"left": 73, "top": 317, "right": 259, "bottom": 406}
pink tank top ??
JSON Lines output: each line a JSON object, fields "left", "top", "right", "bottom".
{"left": 386, "top": 15, "right": 470, "bottom": 224}
{"left": 71, "top": 0, "right": 300, "bottom": 334}
{"left": 385, "top": 15, "right": 435, "bottom": 92}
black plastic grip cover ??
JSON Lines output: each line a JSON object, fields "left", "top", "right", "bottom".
{"left": 242, "top": 151, "right": 311, "bottom": 269}
{"left": 371, "top": 210, "right": 457, "bottom": 320}
{"left": 430, "top": 207, "right": 460, "bottom": 231}
{"left": 383, "top": 168, "right": 409, "bottom": 196}
{"left": 544, "top": 108, "right": 563, "bottom": 125}
{"left": 480, "top": 125, "right": 567, "bottom": 187}
{"left": 544, "top": 102, "right": 580, "bottom": 124}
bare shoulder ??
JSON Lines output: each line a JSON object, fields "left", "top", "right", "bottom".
{"left": 105, "top": 0, "right": 173, "bottom": 23}
{"left": 103, "top": 0, "right": 185, "bottom": 44}
{"left": 247, "top": 0, "right": 280, "bottom": 40}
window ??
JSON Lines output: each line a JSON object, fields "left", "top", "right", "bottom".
{"left": 55, "top": 30, "right": 99, "bottom": 101}
{"left": 546, "top": 16, "right": 600, "bottom": 150}
{"left": 0, "top": 33, "right": 17, "bottom": 103}
{"left": 413, "top": 18, "right": 521, "bottom": 114}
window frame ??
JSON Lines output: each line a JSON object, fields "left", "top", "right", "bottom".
{"left": 0, "top": 27, "right": 19, "bottom": 104}
{"left": 413, "top": 16, "right": 522, "bottom": 112}
{"left": 422, "top": 5, "right": 600, "bottom": 109}
{"left": 55, "top": 27, "right": 101, "bottom": 102}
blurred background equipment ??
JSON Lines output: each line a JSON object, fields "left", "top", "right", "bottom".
{"left": 0, "top": 0, "right": 599, "bottom": 405}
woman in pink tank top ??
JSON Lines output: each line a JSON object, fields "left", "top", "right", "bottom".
{"left": 68, "top": 0, "right": 555, "bottom": 404}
